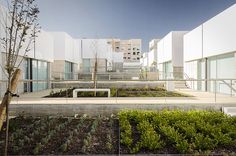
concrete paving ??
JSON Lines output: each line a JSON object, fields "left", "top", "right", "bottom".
{"left": 1, "top": 88, "right": 234, "bottom": 116}
{"left": 8, "top": 88, "right": 236, "bottom": 105}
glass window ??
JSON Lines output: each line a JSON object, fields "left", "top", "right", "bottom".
{"left": 83, "top": 59, "right": 90, "bottom": 73}
{"left": 65, "top": 61, "right": 73, "bottom": 80}
{"left": 31, "top": 59, "right": 49, "bottom": 92}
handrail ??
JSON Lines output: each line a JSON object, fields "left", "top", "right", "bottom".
{"left": 220, "top": 80, "right": 236, "bottom": 95}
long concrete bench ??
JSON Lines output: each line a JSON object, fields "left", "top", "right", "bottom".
{"left": 222, "top": 107, "right": 236, "bottom": 116}
{"left": 73, "top": 88, "right": 111, "bottom": 98}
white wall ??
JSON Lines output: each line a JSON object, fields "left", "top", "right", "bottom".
{"left": 203, "top": 4, "right": 236, "bottom": 58}
{"left": 73, "top": 39, "right": 82, "bottom": 65}
{"left": 0, "top": 4, "right": 54, "bottom": 63}
{"left": 158, "top": 31, "right": 186, "bottom": 67}
{"left": 172, "top": 31, "right": 187, "bottom": 67}
{"left": 140, "top": 53, "right": 148, "bottom": 67}
{"left": 50, "top": 32, "right": 80, "bottom": 64}
{"left": 184, "top": 26, "right": 203, "bottom": 62}
{"left": 184, "top": 4, "right": 236, "bottom": 61}
{"left": 148, "top": 50, "right": 155, "bottom": 67}
{"left": 34, "top": 30, "right": 54, "bottom": 62}
{"left": 81, "top": 39, "right": 112, "bottom": 61}
{"left": 112, "top": 52, "right": 123, "bottom": 63}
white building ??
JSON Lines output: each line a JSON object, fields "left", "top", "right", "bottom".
{"left": 158, "top": 31, "right": 188, "bottom": 79}
{"left": 184, "top": 4, "right": 236, "bottom": 94}
{"left": 112, "top": 52, "right": 123, "bottom": 72}
{"left": 80, "top": 39, "right": 113, "bottom": 73}
{"left": 0, "top": 3, "right": 55, "bottom": 95}
{"left": 108, "top": 39, "right": 142, "bottom": 72}
{"left": 50, "top": 32, "right": 80, "bottom": 80}
{"left": 140, "top": 52, "right": 148, "bottom": 69}
{"left": 148, "top": 39, "right": 160, "bottom": 71}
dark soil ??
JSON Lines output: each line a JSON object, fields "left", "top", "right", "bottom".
{"left": 0, "top": 115, "right": 235, "bottom": 155}
{"left": 0, "top": 116, "right": 120, "bottom": 155}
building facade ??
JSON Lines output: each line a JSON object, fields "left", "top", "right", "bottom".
{"left": 80, "top": 39, "right": 113, "bottom": 73}
{"left": 50, "top": 32, "right": 80, "bottom": 80}
{"left": 121, "top": 39, "right": 142, "bottom": 72}
{"left": 148, "top": 39, "right": 160, "bottom": 72}
{"left": 157, "top": 31, "right": 187, "bottom": 79}
{"left": 184, "top": 4, "right": 236, "bottom": 95}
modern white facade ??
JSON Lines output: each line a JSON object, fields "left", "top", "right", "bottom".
{"left": 158, "top": 31, "right": 188, "bottom": 79}
{"left": 184, "top": 4, "right": 236, "bottom": 95}
{"left": 140, "top": 52, "right": 148, "bottom": 69}
{"left": 148, "top": 39, "right": 159, "bottom": 71}
{"left": 0, "top": 3, "right": 54, "bottom": 95}
{"left": 81, "top": 39, "right": 113, "bottom": 73}
{"left": 112, "top": 52, "right": 123, "bottom": 72}
{"left": 50, "top": 32, "right": 80, "bottom": 80}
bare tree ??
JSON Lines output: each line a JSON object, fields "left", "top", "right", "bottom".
{"left": 0, "top": 0, "right": 39, "bottom": 155}
{"left": 91, "top": 39, "right": 98, "bottom": 96}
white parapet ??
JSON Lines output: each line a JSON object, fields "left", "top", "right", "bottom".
{"left": 222, "top": 107, "right": 236, "bottom": 116}
{"left": 73, "top": 88, "right": 111, "bottom": 98}
{"left": 166, "top": 81, "right": 175, "bottom": 91}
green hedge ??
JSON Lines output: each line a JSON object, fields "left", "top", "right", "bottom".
{"left": 118, "top": 110, "right": 236, "bottom": 154}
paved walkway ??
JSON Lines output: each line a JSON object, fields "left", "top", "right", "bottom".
{"left": 7, "top": 89, "right": 236, "bottom": 105}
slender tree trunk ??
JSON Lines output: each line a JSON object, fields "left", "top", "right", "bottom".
{"left": 0, "top": 69, "right": 21, "bottom": 156}
{"left": 4, "top": 93, "right": 10, "bottom": 156}
{"left": 94, "top": 60, "right": 97, "bottom": 97}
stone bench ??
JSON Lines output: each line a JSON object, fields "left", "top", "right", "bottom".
{"left": 73, "top": 88, "right": 111, "bottom": 98}
{"left": 222, "top": 107, "right": 236, "bottom": 116}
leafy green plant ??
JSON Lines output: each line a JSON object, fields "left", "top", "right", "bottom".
{"left": 132, "top": 120, "right": 163, "bottom": 153}
{"left": 119, "top": 114, "right": 133, "bottom": 148}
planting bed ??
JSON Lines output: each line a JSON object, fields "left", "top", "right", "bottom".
{"left": 0, "top": 110, "right": 236, "bottom": 155}
{"left": 119, "top": 110, "right": 236, "bottom": 155}
{"left": 0, "top": 115, "right": 119, "bottom": 155}
{"left": 45, "top": 87, "right": 190, "bottom": 98}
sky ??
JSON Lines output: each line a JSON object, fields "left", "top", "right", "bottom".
{"left": 34, "top": 0, "right": 236, "bottom": 51}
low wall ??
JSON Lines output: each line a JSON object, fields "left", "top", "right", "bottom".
{"left": 52, "top": 81, "right": 165, "bottom": 89}
{"left": 9, "top": 103, "right": 229, "bottom": 117}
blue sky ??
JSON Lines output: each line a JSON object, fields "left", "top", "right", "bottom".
{"left": 35, "top": 0, "right": 236, "bottom": 51}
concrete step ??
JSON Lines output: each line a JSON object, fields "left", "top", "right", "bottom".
{"left": 174, "top": 81, "right": 189, "bottom": 89}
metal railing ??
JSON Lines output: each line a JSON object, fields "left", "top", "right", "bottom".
{"left": 0, "top": 78, "right": 236, "bottom": 102}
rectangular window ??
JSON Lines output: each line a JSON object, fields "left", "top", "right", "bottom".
{"left": 65, "top": 61, "right": 74, "bottom": 80}
{"left": 23, "top": 59, "right": 49, "bottom": 92}
{"left": 83, "top": 59, "right": 91, "bottom": 73}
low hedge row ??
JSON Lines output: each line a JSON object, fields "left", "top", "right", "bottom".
{"left": 118, "top": 110, "right": 236, "bottom": 154}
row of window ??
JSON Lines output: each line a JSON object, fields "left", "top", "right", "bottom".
{"left": 116, "top": 47, "right": 140, "bottom": 51}
{"left": 125, "top": 52, "right": 140, "bottom": 55}
{"left": 123, "top": 57, "right": 140, "bottom": 60}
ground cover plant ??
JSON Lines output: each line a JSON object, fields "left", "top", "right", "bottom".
{"left": 0, "top": 110, "right": 235, "bottom": 155}
{"left": 45, "top": 87, "right": 190, "bottom": 98}
{"left": 0, "top": 115, "right": 119, "bottom": 155}
{"left": 119, "top": 110, "right": 236, "bottom": 154}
